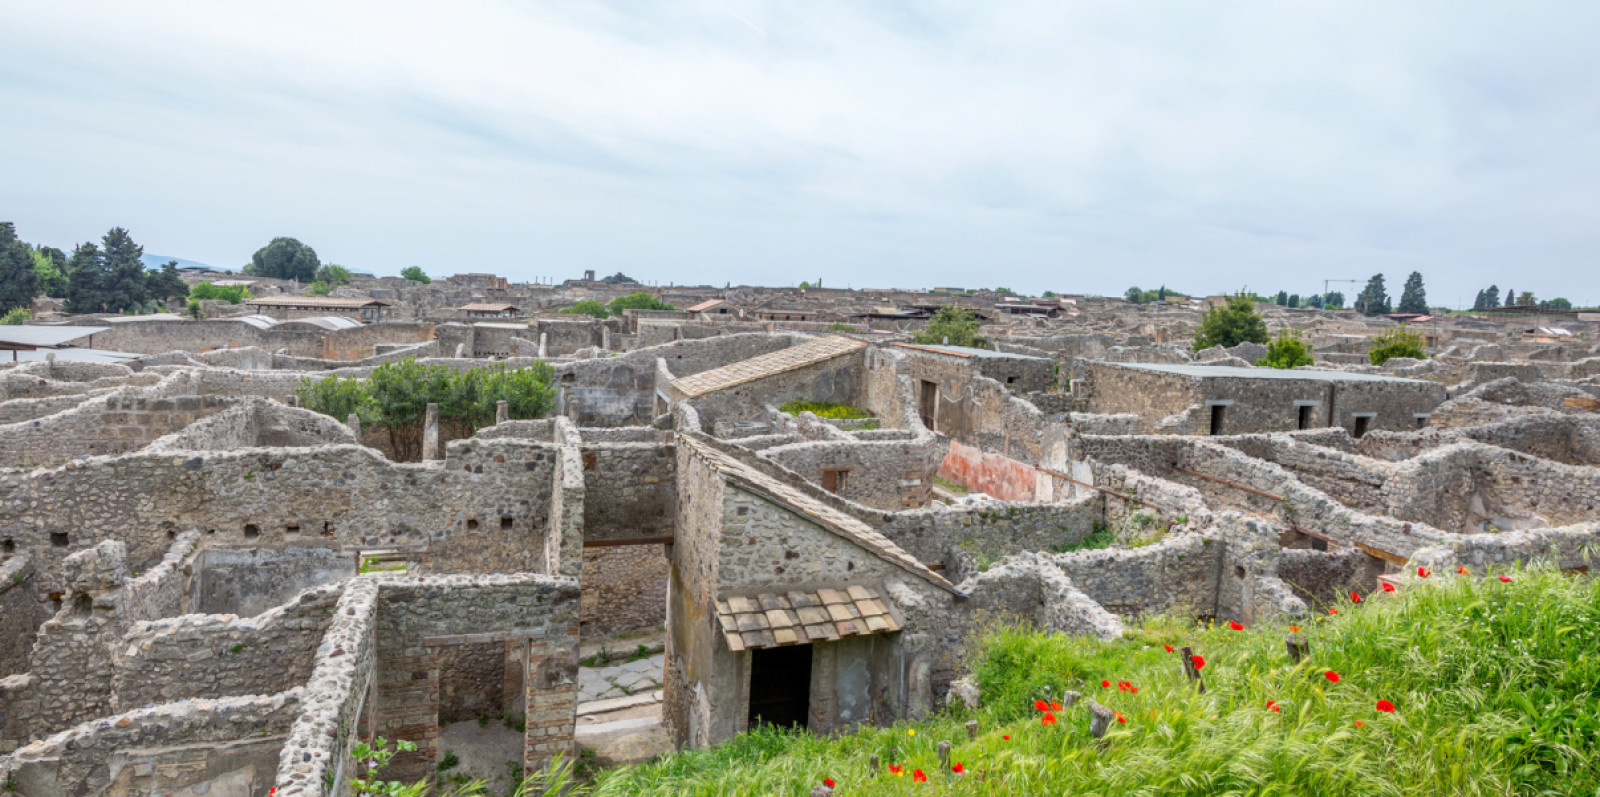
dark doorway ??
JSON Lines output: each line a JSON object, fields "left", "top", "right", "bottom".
{"left": 918, "top": 380, "right": 937, "bottom": 430}
{"left": 1353, "top": 416, "right": 1370, "bottom": 438}
{"left": 747, "top": 644, "right": 812, "bottom": 730}
{"left": 1297, "top": 405, "right": 1315, "bottom": 430}
{"left": 1208, "top": 404, "right": 1226, "bottom": 436}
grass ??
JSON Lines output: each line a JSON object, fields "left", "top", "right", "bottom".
{"left": 575, "top": 566, "right": 1599, "bottom": 795}
{"left": 779, "top": 401, "right": 874, "bottom": 420}
{"left": 1051, "top": 523, "right": 1115, "bottom": 553}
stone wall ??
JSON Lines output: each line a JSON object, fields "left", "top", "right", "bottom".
{"left": 0, "top": 374, "right": 235, "bottom": 468}
{"left": 685, "top": 349, "right": 867, "bottom": 431}
{"left": 876, "top": 494, "right": 1101, "bottom": 573}
{"left": 759, "top": 434, "right": 944, "bottom": 511}
{"left": 582, "top": 442, "right": 676, "bottom": 541}
{"left": 580, "top": 545, "right": 669, "bottom": 637}
{"left": 1277, "top": 548, "right": 1377, "bottom": 607}
{"left": 145, "top": 399, "right": 360, "bottom": 453}
{"left": 195, "top": 547, "right": 355, "bottom": 617}
{"left": 0, "top": 557, "right": 42, "bottom": 679}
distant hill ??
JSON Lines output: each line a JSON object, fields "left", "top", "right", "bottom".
{"left": 140, "top": 254, "right": 234, "bottom": 274}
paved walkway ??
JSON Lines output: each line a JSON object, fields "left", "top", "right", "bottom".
{"left": 579, "top": 652, "right": 665, "bottom": 703}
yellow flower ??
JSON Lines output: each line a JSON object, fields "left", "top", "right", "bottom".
{"left": 908, "top": 729, "right": 916, "bottom": 736}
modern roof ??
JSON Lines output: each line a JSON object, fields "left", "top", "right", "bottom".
{"left": 715, "top": 585, "right": 901, "bottom": 651}
{"left": 686, "top": 299, "right": 729, "bottom": 312}
{"left": 893, "top": 342, "right": 1048, "bottom": 361}
{"left": 472, "top": 322, "right": 530, "bottom": 330}
{"left": 680, "top": 434, "right": 957, "bottom": 594}
{"left": 671, "top": 335, "right": 867, "bottom": 399}
{"left": 236, "top": 314, "right": 280, "bottom": 329}
{"left": 105, "top": 313, "right": 186, "bottom": 323}
{"left": 10, "top": 347, "right": 141, "bottom": 363}
{"left": 459, "top": 303, "right": 520, "bottom": 312}
{"left": 276, "top": 316, "right": 363, "bottom": 331}
{"left": 244, "top": 296, "right": 389, "bottom": 308}
{"left": 1101, "top": 361, "right": 1436, "bottom": 384}
{"left": 0, "top": 326, "right": 109, "bottom": 349}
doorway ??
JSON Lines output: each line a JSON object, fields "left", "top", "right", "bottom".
{"left": 918, "top": 380, "right": 937, "bottom": 430}
{"left": 747, "top": 644, "right": 812, "bottom": 730}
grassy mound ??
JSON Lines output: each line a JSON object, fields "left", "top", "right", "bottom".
{"left": 584, "top": 566, "right": 1598, "bottom": 795}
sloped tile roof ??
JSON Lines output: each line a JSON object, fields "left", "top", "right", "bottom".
{"left": 680, "top": 434, "right": 957, "bottom": 594}
{"left": 686, "top": 299, "right": 728, "bottom": 312}
{"left": 716, "top": 585, "right": 901, "bottom": 651}
{"left": 670, "top": 336, "right": 867, "bottom": 399}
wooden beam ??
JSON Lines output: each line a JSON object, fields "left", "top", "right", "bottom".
{"left": 583, "top": 536, "right": 675, "bottom": 548}
{"left": 1355, "top": 541, "right": 1409, "bottom": 566}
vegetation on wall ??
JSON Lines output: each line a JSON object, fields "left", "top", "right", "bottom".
{"left": 562, "top": 300, "right": 611, "bottom": 319}
{"left": 189, "top": 282, "right": 251, "bottom": 304}
{"left": 400, "top": 265, "right": 431, "bottom": 284}
{"left": 1368, "top": 326, "right": 1428, "bottom": 366}
{"left": 778, "top": 401, "right": 874, "bottom": 420}
{"left": 1257, "top": 330, "right": 1315, "bottom": 369}
{"left": 1191, "top": 294, "right": 1269, "bottom": 351}
{"left": 913, "top": 306, "right": 985, "bottom": 348}
{"left": 297, "top": 358, "right": 557, "bottom": 460}
{"left": 607, "top": 291, "right": 674, "bottom": 315}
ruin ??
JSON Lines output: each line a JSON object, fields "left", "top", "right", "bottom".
{"left": 1, "top": 280, "right": 1597, "bottom": 795}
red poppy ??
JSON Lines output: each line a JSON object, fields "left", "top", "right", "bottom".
{"left": 1117, "top": 680, "right": 1132, "bottom": 692}
{"left": 1381, "top": 582, "right": 1395, "bottom": 593}
{"left": 1355, "top": 720, "right": 1365, "bottom": 728}
{"left": 1114, "top": 711, "right": 1127, "bottom": 724}
{"left": 1498, "top": 574, "right": 1513, "bottom": 583}
{"left": 1350, "top": 591, "right": 1362, "bottom": 603}
{"left": 1050, "top": 701, "right": 1062, "bottom": 711}
{"left": 913, "top": 769, "right": 927, "bottom": 783}
{"left": 1191, "top": 654, "right": 1206, "bottom": 670}
{"left": 1328, "top": 608, "right": 1340, "bottom": 615}
{"left": 1266, "top": 700, "right": 1280, "bottom": 712}
{"left": 1417, "top": 566, "right": 1431, "bottom": 578}
{"left": 1041, "top": 711, "right": 1058, "bottom": 726}
{"left": 1228, "top": 621, "right": 1244, "bottom": 631}
{"left": 824, "top": 778, "right": 835, "bottom": 788}
{"left": 890, "top": 764, "right": 903, "bottom": 776}
{"left": 1034, "top": 699, "right": 1048, "bottom": 712}
{"left": 1001, "top": 735, "right": 1010, "bottom": 741}
{"left": 1376, "top": 699, "right": 1396, "bottom": 713}
{"left": 1324, "top": 670, "right": 1341, "bottom": 683}
{"left": 1289, "top": 625, "right": 1300, "bottom": 633}
{"left": 1163, "top": 644, "right": 1174, "bottom": 652}
{"left": 1101, "top": 679, "right": 1111, "bottom": 688}
{"left": 1457, "top": 565, "right": 1469, "bottom": 574}
{"left": 951, "top": 763, "right": 965, "bottom": 774}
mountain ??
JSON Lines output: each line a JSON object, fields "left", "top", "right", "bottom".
{"left": 140, "top": 254, "right": 233, "bottom": 273}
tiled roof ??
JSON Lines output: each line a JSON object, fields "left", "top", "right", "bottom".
{"left": 716, "top": 585, "right": 901, "bottom": 651}
{"left": 686, "top": 299, "right": 727, "bottom": 312}
{"left": 679, "top": 434, "right": 957, "bottom": 594}
{"left": 670, "top": 336, "right": 867, "bottom": 399}
{"left": 460, "top": 303, "right": 520, "bottom": 312}
{"left": 245, "top": 296, "right": 388, "bottom": 308}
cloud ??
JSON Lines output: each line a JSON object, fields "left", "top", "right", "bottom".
{"left": 1, "top": 0, "right": 1597, "bottom": 303}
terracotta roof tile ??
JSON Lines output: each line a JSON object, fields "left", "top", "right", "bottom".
{"left": 670, "top": 336, "right": 867, "bottom": 399}
{"left": 717, "top": 584, "right": 902, "bottom": 651}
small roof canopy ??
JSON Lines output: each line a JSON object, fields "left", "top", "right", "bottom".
{"left": 0, "top": 326, "right": 109, "bottom": 349}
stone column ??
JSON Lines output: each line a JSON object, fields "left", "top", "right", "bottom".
{"left": 524, "top": 632, "right": 579, "bottom": 781}
{"left": 496, "top": 400, "right": 510, "bottom": 425}
{"left": 537, "top": 332, "right": 548, "bottom": 360}
{"left": 423, "top": 403, "right": 440, "bottom": 461}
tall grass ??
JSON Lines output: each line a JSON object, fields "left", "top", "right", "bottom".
{"left": 579, "top": 567, "right": 1599, "bottom": 795}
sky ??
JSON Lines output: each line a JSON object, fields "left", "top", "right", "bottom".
{"left": 2, "top": 1, "right": 1598, "bottom": 307}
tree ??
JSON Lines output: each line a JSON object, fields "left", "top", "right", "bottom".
{"left": 1287, "top": 294, "right": 1300, "bottom": 308}
{"left": 1355, "top": 274, "right": 1390, "bottom": 315}
{"left": 1257, "top": 330, "right": 1314, "bottom": 369}
{"left": 1191, "top": 294, "right": 1269, "bottom": 351}
{"left": 913, "top": 306, "right": 984, "bottom": 348}
{"left": 190, "top": 282, "right": 249, "bottom": 303}
{"left": 99, "top": 227, "right": 148, "bottom": 313}
{"left": 1306, "top": 294, "right": 1324, "bottom": 309}
{"left": 64, "top": 242, "right": 104, "bottom": 313}
{"left": 1274, "top": 290, "right": 1289, "bottom": 306}
{"left": 1396, "top": 272, "right": 1427, "bottom": 314}
{"left": 601, "top": 272, "right": 636, "bottom": 285}
{"left": 1124, "top": 286, "right": 1144, "bottom": 303}
{"left": 1324, "top": 291, "right": 1345, "bottom": 310}
{"left": 245, "top": 237, "right": 319, "bottom": 281}
{"left": 799, "top": 281, "right": 814, "bottom": 289}
{"left": 307, "top": 281, "right": 332, "bottom": 296}
{"left": 607, "top": 291, "right": 674, "bottom": 315}
{"left": 0, "top": 223, "right": 38, "bottom": 315}
{"left": 146, "top": 260, "right": 189, "bottom": 305}
{"left": 1157, "top": 286, "right": 1167, "bottom": 302}
{"left": 562, "top": 300, "right": 609, "bottom": 318}
{"left": 315, "top": 263, "right": 351, "bottom": 287}
{"left": 399, "top": 266, "right": 431, "bottom": 284}
{"left": 1042, "top": 291, "right": 1057, "bottom": 298}
{"left": 30, "top": 248, "right": 68, "bottom": 298}
{"left": 1517, "top": 291, "right": 1535, "bottom": 307}
{"left": 1544, "top": 297, "right": 1573, "bottom": 310}
{"left": 1472, "top": 290, "right": 1486, "bottom": 311}
{"left": 1483, "top": 285, "right": 1500, "bottom": 308}
{"left": 1, "top": 306, "right": 31, "bottom": 325}
{"left": 1368, "top": 326, "right": 1427, "bottom": 365}
{"left": 1504, "top": 287, "right": 1516, "bottom": 307}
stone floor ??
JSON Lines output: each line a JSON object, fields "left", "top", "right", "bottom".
{"left": 579, "top": 652, "right": 665, "bottom": 702}
{"left": 436, "top": 720, "right": 526, "bottom": 793}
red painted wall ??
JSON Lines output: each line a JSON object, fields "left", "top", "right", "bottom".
{"left": 938, "top": 439, "right": 1037, "bottom": 501}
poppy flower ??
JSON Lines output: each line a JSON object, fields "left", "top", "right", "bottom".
{"left": 1191, "top": 654, "right": 1206, "bottom": 670}
{"left": 1101, "top": 679, "right": 1111, "bottom": 688}
{"left": 1289, "top": 625, "right": 1301, "bottom": 633}
{"left": 1034, "top": 699, "right": 1048, "bottom": 712}
{"left": 913, "top": 769, "right": 927, "bottom": 783}
{"left": 1417, "top": 566, "right": 1431, "bottom": 578}
{"left": 1456, "top": 565, "right": 1469, "bottom": 575}
{"left": 1001, "top": 735, "right": 1010, "bottom": 741}
{"left": 1041, "top": 711, "right": 1058, "bottom": 726}
{"left": 1328, "top": 608, "right": 1340, "bottom": 615}
{"left": 824, "top": 778, "right": 836, "bottom": 788}
{"left": 1266, "top": 700, "right": 1280, "bottom": 712}
{"left": 1114, "top": 711, "right": 1127, "bottom": 724}
{"left": 1498, "top": 574, "right": 1513, "bottom": 583}
{"left": 1163, "top": 644, "right": 1174, "bottom": 652}
{"left": 1381, "top": 582, "right": 1395, "bottom": 593}
{"left": 890, "top": 764, "right": 903, "bottom": 776}
{"left": 1324, "top": 670, "right": 1341, "bottom": 683}
{"left": 1355, "top": 720, "right": 1365, "bottom": 728}
{"left": 1051, "top": 701, "right": 1062, "bottom": 711}
{"left": 1350, "top": 592, "right": 1362, "bottom": 603}
{"left": 951, "top": 763, "right": 965, "bottom": 774}
{"left": 1376, "top": 700, "right": 1396, "bottom": 713}
{"left": 1228, "top": 621, "right": 1244, "bottom": 631}
{"left": 1117, "top": 680, "right": 1132, "bottom": 692}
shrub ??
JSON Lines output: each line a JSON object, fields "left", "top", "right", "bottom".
{"left": 0, "top": 307, "right": 30, "bottom": 325}
{"left": 779, "top": 401, "right": 873, "bottom": 420}
{"left": 400, "top": 266, "right": 431, "bottom": 284}
{"left": 562, "top": 300, "right": 609, "bottom": 319}
{"left": 306, "top": 280, "right": 331, "bottom": 296}
{"left": 1192, "top": 293, "right": 1269, "bottom": 351}
{"left": 1257, "top": 330, "right": 1314, "bottom": 369}
{"left": 607, "top": 291, "right": 674, "bottom": 315}
{"left": 913, "top": 306, "right": 984, "bottom": 348}
{"left": 1368, "top": 326, "right": 1427, "bottom": 365}
{"left": 189, "top": 282, "right": 250, "bottom": 304}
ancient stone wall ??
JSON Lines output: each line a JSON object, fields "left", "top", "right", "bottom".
{"left": 195, "top": 547, "right": 354, "bottom": 617}
{"left": 877, "top": 494, "right": 1101, "bottom": 573}
{"left": 1046, "top": 534, "right": 1219, "bottom": 617}
{"left": 0, "top": 393, "right": 95, "bottom": 425}
{"left": 759, "top": 434, "right": 944, "bottom": 510}
{"left": 686, "top": 350, "right": 867, "bottom": 431}
{"left": 0, "top": 557, "right": 42, "bottom": 679}
{"left": 582, "top": 442, "right": 676, "bottom": 541}
{"left": 1277, "top": 548, "right": 1375, "bottom": 607}
{"left": 580, "top": 545, "right": 669, "bottom": 637}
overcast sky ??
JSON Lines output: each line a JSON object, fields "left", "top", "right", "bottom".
{"left": 3, "top": 1, "right": 1597, "bottom": 305}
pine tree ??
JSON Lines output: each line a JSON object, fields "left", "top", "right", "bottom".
{"left": 99, "top": 227, "right": 148, "bottom": 313}
{"left": 64, "top": 242, "right": 105, "bottom": 314}
{"left": 1472, "top": 290, "right": 1485, "bottom": 311}
{"left": 1484, "top": 285, "right": 1500, "bottom": 308}
{"left": 146, "top": 261, "right": 188, "bottom": 305}
{"left": 1288, "top": 294, "right": 1300, "bottom": 308}
{"left": 1396, "top": 271, "right": 1427, "bottom": 314}
{"left": 1356, "top": 274, "right": 1391, "bottom": 315}
{"left": 1505, "top": 287, "right": 1516, "bottom": 307}
{"left": 1275, "top": 290, "right": 1289, "bottom": 306}
{"left": 0, "top": 223, "right": 38, "bottom": 315}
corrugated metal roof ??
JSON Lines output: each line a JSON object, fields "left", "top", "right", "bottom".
{"left": 277, "top": 316, "right": 364, "bottom": 331}
{"left": 10, "top": 347, "right": 140, "bottom": 363}
{"left": 236, "top": 315, "right": 280, "bottom": 329}
{"left": 0, "top": 326, "right": 109, "bottom": 348}
{"left": 1103, "top": 362, "right": 1434, "bottom": 384}
{"left": 245, "top": 296, "right": 388, "bottom": 308}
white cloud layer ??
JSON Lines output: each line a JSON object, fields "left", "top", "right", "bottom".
{"left": 2, "top": 0, "right": 1597, "bottom": 303}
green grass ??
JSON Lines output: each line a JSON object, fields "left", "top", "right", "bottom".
{"left": 778, "top": 401, "right": 874, "bottom": 420}
{"left": 1051, "top": 523, "right": 1115, "bottom": 553}
{"left": 580, "top": 566, "right": 1599, "bottom": 796}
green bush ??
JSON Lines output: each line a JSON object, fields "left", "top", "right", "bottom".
{"left": 1368, "top": 326, "right": 1428, "bottom": 365}
{"left": 1257, "top": 330, "right": 1314, "bottom": 369}
{"left": 912, "top": 306, "right": 984, "bottom": 348}
{"left": 0, "top": 307, "right": 30, "bottom": 325}
{"left": 778, "top": 401, "right": 873, "bottom": 420}
{"left": 1192, "top": 293, "right": 1269, "bottom": 351}
{"left": 189, "top": 282, "right": 250, "bottom": 304}
{"left": 306, "top": 280, "right": 331, "bottom": 296}
{"left": 562, "top": 300, "right": 609, "bottom": 319}
{"left": 607, "top": 291, "right": 674, "bottom": 315}
{"left": 400, "top": 266, "right": 431, "bottom": 284}
{"left": 297, "top": 358, "right": 556, "bottom": 460}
